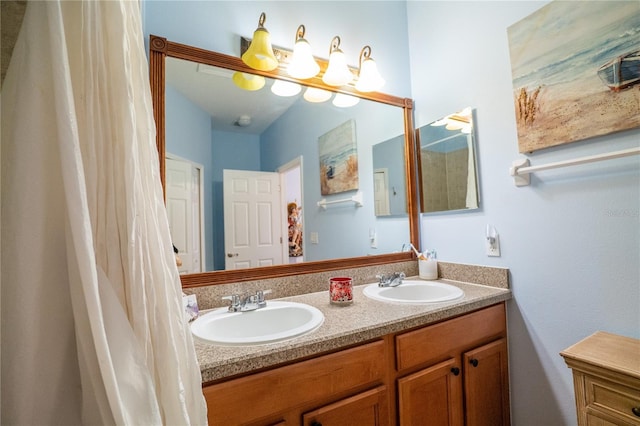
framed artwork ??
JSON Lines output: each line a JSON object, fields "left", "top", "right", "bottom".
{"left": 318, "top": 119, "right": 359, "bottom": 195}
{"left": 507, "top": 1, "right": 640, "bottom": 153}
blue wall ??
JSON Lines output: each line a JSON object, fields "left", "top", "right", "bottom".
{"left": 143, "top": 1, "right": 412, "bottom": 98}
{"left": 146, "top": 2, "right": 640, "bottom": 424}
{"left": 145, "top": 0, "right": 413, "bottom": 263}
{"left": 166, "top": 85, "right": 262, "bottom": 270}
{"left": 211, "top": 129, "right": 260, "bottom": 270}
{"left": 407, "top": 2, "right": 640, "bottom": 425}
{"left": 165, "top": 84, "right": 215, "bottom": 270}
{"left": 373, "top": 134, "right": 407, "bottom": 216}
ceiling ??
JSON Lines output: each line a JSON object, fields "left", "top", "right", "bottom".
{"left": 165, "top": 57, "right": 298, "bottom": 135}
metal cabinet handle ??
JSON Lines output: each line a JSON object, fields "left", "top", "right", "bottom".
{"left": 469, "top": 358, "right": 479, "bottom": 367}
{"left": 632, "top": 406, "right": 640, "bottom": 417}
{"left": 451, "top": 367, "right": 460, "bottom": 376}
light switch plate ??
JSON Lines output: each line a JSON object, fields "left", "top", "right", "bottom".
{"left": 310, "top": 232, "right": 319, "bottom": 244}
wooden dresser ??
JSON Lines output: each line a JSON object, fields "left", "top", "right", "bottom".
{"left": 561, "top": 331, "right": 640, "bottom": 425}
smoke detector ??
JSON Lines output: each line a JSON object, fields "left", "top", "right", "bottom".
{"left": 234, "top": 115, "right": 251, "bottom": 127}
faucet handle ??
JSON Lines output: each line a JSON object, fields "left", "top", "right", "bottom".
{"left": 222, "top": 294, "right": 241, "bottom": 312}
{"left": 256, "top": 289, "right": 272, "bottom": 304}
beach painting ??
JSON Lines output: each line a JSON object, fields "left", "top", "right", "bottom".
{"left": 318, "top": 119, "right": 359, "bottom": 195}
{"left": 507, "top": 1, "right": 640, "bottom": 153}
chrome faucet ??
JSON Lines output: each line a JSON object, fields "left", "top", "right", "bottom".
{"left": 223, "top": 290, "right": 271, "bottom": 312}
{"left": 376, "top": 272, "right": 406, "bottom": 287}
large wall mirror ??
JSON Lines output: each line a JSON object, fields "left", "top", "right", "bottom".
{"left": 149, "top": 35, "right": 419, "bottom": 287}
{"left": 417, "top": 107, "right": 480, "bottom": 214}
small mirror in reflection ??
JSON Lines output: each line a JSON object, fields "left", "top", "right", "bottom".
{"left": 417, "top": 107, "right": 479, "bottom": 213}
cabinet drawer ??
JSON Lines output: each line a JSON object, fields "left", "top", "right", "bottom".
{"left": 585, "top": 376, "right": 640, "bottom": 425}
{"left": 204, "top": 340, "right": 386, "bottom": 425}
{"left": 395, "top": 304, "right": 506, "bottom": 371}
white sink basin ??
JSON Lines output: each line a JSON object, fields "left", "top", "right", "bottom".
{"left": 191, "top": 301, "right": 324, "bottom": 346}
{"left": 363, "top": 280, "right": 464, "bottom": 304}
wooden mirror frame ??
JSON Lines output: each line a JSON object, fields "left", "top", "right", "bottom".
{"left": 149, "top": 35, "right": 419, "bottom": 288}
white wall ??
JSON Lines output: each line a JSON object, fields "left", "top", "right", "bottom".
{"left": 407, "top": 2, "right": 640, "bottom": 425}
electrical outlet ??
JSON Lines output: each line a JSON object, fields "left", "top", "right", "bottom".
{"left": 486, "top": 235, "right": 501, "bottom": 257}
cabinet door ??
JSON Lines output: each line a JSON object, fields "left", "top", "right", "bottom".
{"left": 397, "top": 358, "right": 463, "bottom": 426}
{"left": 302, "top": 386, "right": 389, "bottom": 426}
{"left": 464, "top": 338, "right": 510, "bottom": 426}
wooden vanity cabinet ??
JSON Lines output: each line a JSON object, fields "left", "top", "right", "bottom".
{"left": 201, "top": 303, "right": 509, "bottom": 426}
{"left": 395, "top": 303, "right": 510, "bottom": 426}
{"left": 202, "top": 340, "right": 390, "bottom": 426}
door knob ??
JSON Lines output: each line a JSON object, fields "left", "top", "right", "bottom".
{"left": 227, "top": 253, "right": 239, "bottom": 258}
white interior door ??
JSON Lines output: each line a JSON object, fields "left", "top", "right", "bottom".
{"left": 223, "top": 169, "right": 283, "bottom": 269}
{"left": 374, "top": 168, "right": 391, "bottom": 216}
{"left": 166, "top": 157, "right": 204, "bottom": 274}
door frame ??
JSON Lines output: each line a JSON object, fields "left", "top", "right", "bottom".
{"left": 277, "top": 156, "right": 304, "bottom": 262}
{"left": 166, "top": 152, "right": 206, "bottom": 271}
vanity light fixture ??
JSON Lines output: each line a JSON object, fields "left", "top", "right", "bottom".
{"left": 355, "top": 46, "right": 385, "bottom": 92}
{"left": 242, "top": 12, "right": 279, "bottom": 71}
{"left": 431, "top": 107, "right": 473, "bottom": 133}
{"left": 445, "top": 107, "right": 472, "bottom": 133}
{"left": 303, "top": 87, "right": 332, "bottom": 103}
{"left": 271, "top": 79, "right": 301, "bottom": 97}
{"left": 447, "top": 119, "right": 472, "bottom": 134}
{"left": 431, "top": 117, "right": 449, "bottom": 126}
{"left": 332, "top": 93, "right": 360, "bottom": 108}
{"left": 287, "top": 25, "right": 320, "bottom": 79}
{"left": 232, "top": 72, "right": 266, "bottom": 91}
{"left": 322, "top": 36, "right": 353, "bottom": 86}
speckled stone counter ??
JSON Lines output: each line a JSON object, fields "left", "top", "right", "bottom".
{"left": 194, "top": 275, "right": 511, "bottom": 384}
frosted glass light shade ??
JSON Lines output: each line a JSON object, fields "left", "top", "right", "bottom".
{"left": 242, "top": 28, "right": 278, "bottom": 71}
{"left": 303, "top": 87, "right": 332, "bottom": 103}
{"left": 355, "top": 58, "right": 385, "bottom": 92}
{"left": 322, "top": 50, "right": 353, "bottom": 86}
{"left": 287, "top": 39, "right": 320, "bottom": 79}
{"left": 332, "top": 93, "right": 360, "bottom": 108}
{"left": 232, "top": 72, "right": 266, "bottom": 91}
{"left": 445, "top": 120, "right": 464, "bottom": 131}
{"left": 271, "top": 79, "right": 301, "bottom": 97}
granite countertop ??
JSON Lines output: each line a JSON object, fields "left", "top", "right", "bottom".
{"left": 194, "top": 277, "right": 511, "bottom": 384}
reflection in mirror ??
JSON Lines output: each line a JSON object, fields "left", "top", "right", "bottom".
{"left": 149, "top": 35, "right": 419, "bottom": 286}
{"left": 165, "top": 56, "right": 409, "bottom": 273}
{"left": 372, "top": 134, "right": 407, "bottom": 217}
{"left": 417, "top": 108, "right": 480, "bottom": 213}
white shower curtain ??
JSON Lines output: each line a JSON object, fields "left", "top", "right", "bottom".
{"left": 1, "top": 1, "right": 207, "bottom": 424}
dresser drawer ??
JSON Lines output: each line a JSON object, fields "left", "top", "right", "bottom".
{"left": 585, "top": 375, "right": 640, "bottom": 425}
{"left": 395, "top": 304, "right": 506, "bottom": 371}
